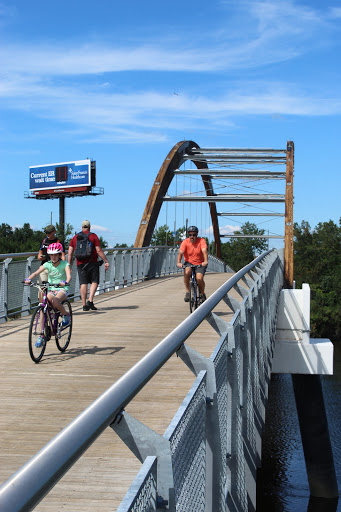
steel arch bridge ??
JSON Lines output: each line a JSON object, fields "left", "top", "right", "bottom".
{"left": 134, "top": 140, "right": 294, "bottom": 285}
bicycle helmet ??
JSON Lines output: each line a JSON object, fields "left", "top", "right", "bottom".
{"left": 47, "top": 242, "right": 63, "bottom": 254}
{"left": 187, "top": 226, "right": 199, "bottom": 234}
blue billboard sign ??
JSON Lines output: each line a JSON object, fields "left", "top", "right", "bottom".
{"left": 29, "top": 160, "right": 91, "bottom": 192}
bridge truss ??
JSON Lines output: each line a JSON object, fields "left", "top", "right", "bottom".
{"left": 134, "top": 140, "right": 294, "bottom": 286}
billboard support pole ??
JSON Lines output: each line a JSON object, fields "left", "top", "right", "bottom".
{"left": 59, "top": 196, "right": 65, "bottom": 243}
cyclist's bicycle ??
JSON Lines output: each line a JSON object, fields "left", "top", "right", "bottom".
{"left": 24, "top": 282, "right": 72, "bottom": 363}
{"left": 188, "top": 265, "right": 203, "bottom": 313}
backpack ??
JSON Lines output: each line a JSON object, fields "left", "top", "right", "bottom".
{"left": 74, "top": 232, "right": 93, "bottom": 260}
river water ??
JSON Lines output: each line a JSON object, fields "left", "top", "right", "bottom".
{"left": 257, "top": 343, "right": 341, "bottom": 511}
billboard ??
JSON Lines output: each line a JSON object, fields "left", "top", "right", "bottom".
{"left": 29, "top": 160, "right": 92, "bottom": 194}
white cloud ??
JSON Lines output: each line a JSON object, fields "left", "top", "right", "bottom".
{"left": 0, "top": 1, "right": 337, "bottom": 77}
{"left": 0, "top": 1, "right": 340, "bottom": 144}
{"left": 202, "top": 224, "right": 241, "bottom": 237}
{"left": 90, "top": 224, "right": 110, "bottom": 232}
{"left": 1, "top": 79, "right": 340, "bottom": 145}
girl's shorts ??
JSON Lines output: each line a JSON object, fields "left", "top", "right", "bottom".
{"left": 49, "top": 289, "right": 70, "bottom": 298}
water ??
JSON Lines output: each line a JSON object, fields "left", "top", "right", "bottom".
{"left": 257, "top": 343, "right": 341, "bottom": 511}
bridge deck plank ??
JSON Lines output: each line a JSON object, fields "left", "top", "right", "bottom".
{"left": 0, "top": 272, "right": 241, "bottom": 511}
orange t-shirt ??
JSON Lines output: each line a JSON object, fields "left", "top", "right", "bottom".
{"left": 179, "top": 237, "right": 207, "bottom": 265}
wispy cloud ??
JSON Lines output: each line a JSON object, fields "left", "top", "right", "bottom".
{"left": 91, "top": 224, "right": 110, "bottom": 232}
{"left": 0, "top": 0, "right": 340, "bottom": 143}
{"left": 1, "top": 1, "right": 337, "bottom": 75}
{"left": 0, "top": 3, "right": 335, "bottom": 77}
{"left": 202, "top": 224, "right": 241, "bottom": 237}
{"left": 1, "top": 79, "right": 340, "bottom": 144}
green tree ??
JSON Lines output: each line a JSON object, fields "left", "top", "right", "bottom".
{"left": 0, "top": 223, "right": 45, "bottom": 254}
{"left": 55, "top": 222, "right": 74, "bottom": 245}
{"left": 98, "top": 236, "right": 108, "bottom": 249}
{"left": 220, "top": 222, "right": 268, "bottom": 271}
{"left": 151, "top": 225, "right": 186, "bottom": 246}
{"left": 294, "top": 218, "right": 341, "bottom": 341}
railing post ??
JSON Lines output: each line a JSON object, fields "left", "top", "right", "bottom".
{"left": 111, "top": 411, "right": 175, "bottom": 511}
{"left": 1, "top": 258, "right": 12, "bottom": 322}
{"left": 22, "top": 256, "right": 35, "bottom": 317}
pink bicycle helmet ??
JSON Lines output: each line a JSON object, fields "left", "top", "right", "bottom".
{"left": 47, "top": 242, "right": 63, "bottom": 254}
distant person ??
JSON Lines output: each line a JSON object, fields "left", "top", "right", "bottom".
{"left": 37, "top": 225, "right": 65, "bottom": 302}
{"left": 68, "top": 220, "right": 109, "bottom": 311}
{"left": 177, "top": 225, "right": 208, "bottom": 302}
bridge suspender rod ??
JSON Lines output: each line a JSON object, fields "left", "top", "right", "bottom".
{"left": 163, "top": 194, "right": 285, "bottom": 202}
{"left": 218, "top": 213, "right": 285, "bottom": 217}
{"left": 174, "top": 169, "right": 286, "bottom": 177}
{"left": 182, "top": 156, "right": 287, "bottom": 163}
{"left": 220, "top": 234, "right": 284, "bottom": 239}
{"left": 190, "top": 147, "right": 287, "bottom": 153}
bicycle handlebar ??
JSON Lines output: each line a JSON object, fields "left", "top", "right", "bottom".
{"left": 22, "top": 281, "right": 66, "bottom": 288}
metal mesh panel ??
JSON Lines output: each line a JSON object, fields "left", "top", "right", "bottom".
{"left": 243, "top": 306, "right": 257, "bottom": 464}
{"left": 7, "top": 260, "right": 27, "bottom": 311}
{"left": 29, "top": 260, "right": 41, "bottom": 306}
{"left": 67, "top": 260, "right": 79, "bottom": 298}
{"left": 165, "top": 373, "right": 206, "bottom": 512}
{"left": 133, "top": 251, "right": 144, "bottom": 283}
{"left": 213, "top": 337, "right": 229, "bottom": 511}
{"left": 0, "top": 262, "right": 5, "bottom": 318}
{"left": 229, "top": 322, "right": 248, "bottom": 512}
{"left": 117, "top": 456, "right": 157, "bottom": 512}
{"left": 115, "top": 252, "right": 125, "bottom": 287}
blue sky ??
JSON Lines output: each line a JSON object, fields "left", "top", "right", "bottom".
{"left": 1, "top": 0, "right": 340, "bottom": 247}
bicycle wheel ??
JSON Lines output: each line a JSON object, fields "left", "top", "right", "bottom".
{"left": 55, "top": 300, "right": 72, "bottom": 352}
{"left": 28, "top": 306, "right": 47, "bottom": 363}
{"left": 189, "top": 281, "right": 198, "bottom": 313}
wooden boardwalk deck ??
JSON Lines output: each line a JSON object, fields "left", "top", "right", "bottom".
{"left": 0, "top": 272, "right": 238, "bottom": 511}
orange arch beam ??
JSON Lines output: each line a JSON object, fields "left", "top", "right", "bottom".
{"left": 134, "top": 140, "right": 221, "bottom": 258}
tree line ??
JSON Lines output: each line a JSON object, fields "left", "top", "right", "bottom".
{"left": 1, "top": 219, "right": 340, "bottom": 341}
{"left": 294, "top": 219, "right": 341, "bottom": 342}
{"left": 0, "top": 222, "right": 108, "bottom": 254}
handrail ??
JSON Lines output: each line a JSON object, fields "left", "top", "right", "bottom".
{"left": 0, "top": 245, "right": 178, "bottom": 260}
{"left": 0, "top": 250, "right": 274, "bottom": 512}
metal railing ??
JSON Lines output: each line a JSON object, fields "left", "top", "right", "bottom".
{"left": 0, "top": 247, "right": 230, "bottom": 323}
{"left": 0, "top": 248, "right": 283, "bottom": 511}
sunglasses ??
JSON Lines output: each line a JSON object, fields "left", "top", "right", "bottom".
{"left": 189, "top": 233, "right": 197, "bottom": 237}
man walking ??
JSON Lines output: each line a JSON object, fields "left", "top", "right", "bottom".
{"left": 68, "top": 220, "right": 109, "bottom": 311}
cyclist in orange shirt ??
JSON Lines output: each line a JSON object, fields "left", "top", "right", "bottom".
{"left": 177, "top": 225, "right": 208, "bottom": 302}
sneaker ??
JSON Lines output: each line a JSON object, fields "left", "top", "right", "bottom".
{"left": 62, "top": 314, "right": 71, "bottom": 327}
{"left": 200, "top": 294, "right": 207, "bottom": 304}
{"left": 86, "top": 301, "right": 97, "bottom": 311}
{"left": 83, "top": 305, "right": 90, "bottom": 311}
{"left": 35, "top": 335, "right": 44, "bottom": 348}
{"left": 184, "top": 292, "right": 190, "bottom": 302}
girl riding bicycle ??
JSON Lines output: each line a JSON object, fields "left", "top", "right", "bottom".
{"left": 25, "top": 242, "right": 71, "bottom": 347}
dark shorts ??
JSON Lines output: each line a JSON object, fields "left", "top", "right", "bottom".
{"left": 77, "top": 262, "right": 99, "bottom": 285}
{"left": 183, "top": 261, "right": 207, "bottom": 275}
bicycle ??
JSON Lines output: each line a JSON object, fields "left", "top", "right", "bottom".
{"left": 188, "top": 265, "right": 203, "bottom": 313}
{"left": 24, "top": 282, "right": 73, "bottom": 363}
